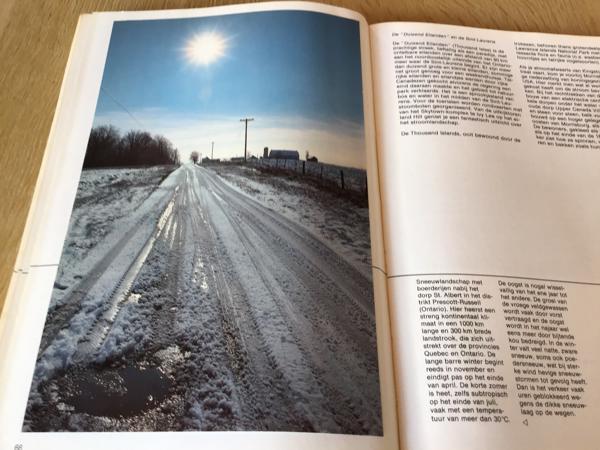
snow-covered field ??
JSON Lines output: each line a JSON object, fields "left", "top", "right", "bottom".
{"left": 25, "top": 164, "right": 381, "bottom": 434}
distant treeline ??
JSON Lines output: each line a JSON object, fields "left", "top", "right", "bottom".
{"left": 83, "top": 125, "right": 180, "bottom": 168}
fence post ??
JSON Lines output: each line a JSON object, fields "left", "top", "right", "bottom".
{"left": 302, "top": 161, "right": 305, "bottom": 175}
{"left": 340, "top": 170, "right": 345, "bottom": 190}
{"left": 320, "top": 165, "right": 323, "bottom": 179}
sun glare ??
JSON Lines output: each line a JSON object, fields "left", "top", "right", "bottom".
{"left": 184, "top": 31, "right": 228, "bottom": 66}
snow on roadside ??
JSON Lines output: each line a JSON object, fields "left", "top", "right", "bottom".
{"left": 208, "top": 165, "right": 372, "bottom": 277}
{"left": 50, "top": 166, "right": 178, "bottom": 309}
{"left": 33, "top": 166, "right": 184, "bottom": 383}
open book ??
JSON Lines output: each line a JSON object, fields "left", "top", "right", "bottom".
{"left": 1, "top": 1, "right": 598, "bottom": 449}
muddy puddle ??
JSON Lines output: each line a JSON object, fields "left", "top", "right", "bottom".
{"left": 62, "top": 365, "right": 172, "bottom": 418}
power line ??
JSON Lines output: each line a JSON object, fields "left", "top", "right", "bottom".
{"left": 100, "top": 86, "right": 145, "bottom": 129}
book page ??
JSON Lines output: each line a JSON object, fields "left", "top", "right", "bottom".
{"left": 371, "top": 22, "right": 600, "bottom": 450}
{"left": 0, "top": 3, "right": 398, "bottom": 450}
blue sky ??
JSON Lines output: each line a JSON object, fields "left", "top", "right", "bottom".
{"left": 93, "top": 10, "right": 367, "bottom": 168}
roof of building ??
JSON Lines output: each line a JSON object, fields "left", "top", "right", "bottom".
{"left": 269, "top": 149, "right": 299, "bottom": 159}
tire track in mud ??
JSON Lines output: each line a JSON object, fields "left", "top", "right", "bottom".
{"left": 119, "top": 168, "right": 251, "bottom": 431}
{"left": 145, "top": 172, "right": 191, "bottom": 351}
{"left": 206, "top": 172, "right": 377, "bottom": 346}
{"left": 38, "top": 180, "right": 181, "bottom": 357}
{"left": 202, "top": 168, "right": 375, "bottom": 321}
{"left": 77, "top": 201, "right": 174, "bottom": 362}
{"left": 39, "top": 221, "right": 148, "bottom": 354}
{"left": 185, "top": 180, "right": 252, "bottom": 425}
{"left": 212, "top": 207, "right": 380, "bottom": 432}
{"left": 194, "top": 167, "right": 381, "bottom": 434}
{"left": 201, "top": 168, "right": 376, "bottom": 350}
{"left": 203, "top": 188, "right": 340, "bottom": 431}
{"left": 187, "top": 168, "right": 313, "bottom": 431}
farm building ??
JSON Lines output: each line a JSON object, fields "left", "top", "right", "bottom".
{"left": 268, "top": 149, "right": 299, "bottom": 160}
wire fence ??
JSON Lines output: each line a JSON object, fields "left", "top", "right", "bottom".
{"left": 249, "top": 158, "right": 368, "bottom": 196}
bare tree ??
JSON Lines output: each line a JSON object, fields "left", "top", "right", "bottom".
{"left": 120, "top": 130, "right": 154, "bottom": 165}
{"left": 190, "top": 151, "right": 200, "bottom": 164}
{"left": 84, "top": 125, "right": 121, "bottom": 167}
{"left": 83, "top": 126, "right": 180, "bottom": 168}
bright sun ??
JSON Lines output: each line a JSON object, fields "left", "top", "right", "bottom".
{"left": 184, "top": 31, "right": 228, "bottom": 66}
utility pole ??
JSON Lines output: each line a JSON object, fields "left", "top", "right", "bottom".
{"left": 211, "top": 141, "right": 214, "bottom": 160}
{"left": 239, "top": 117, "right": 254, "bottom": 162}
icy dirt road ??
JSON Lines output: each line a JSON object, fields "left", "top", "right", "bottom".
{"left": 26, "top": 164, "right": 381, "bottom": 434}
